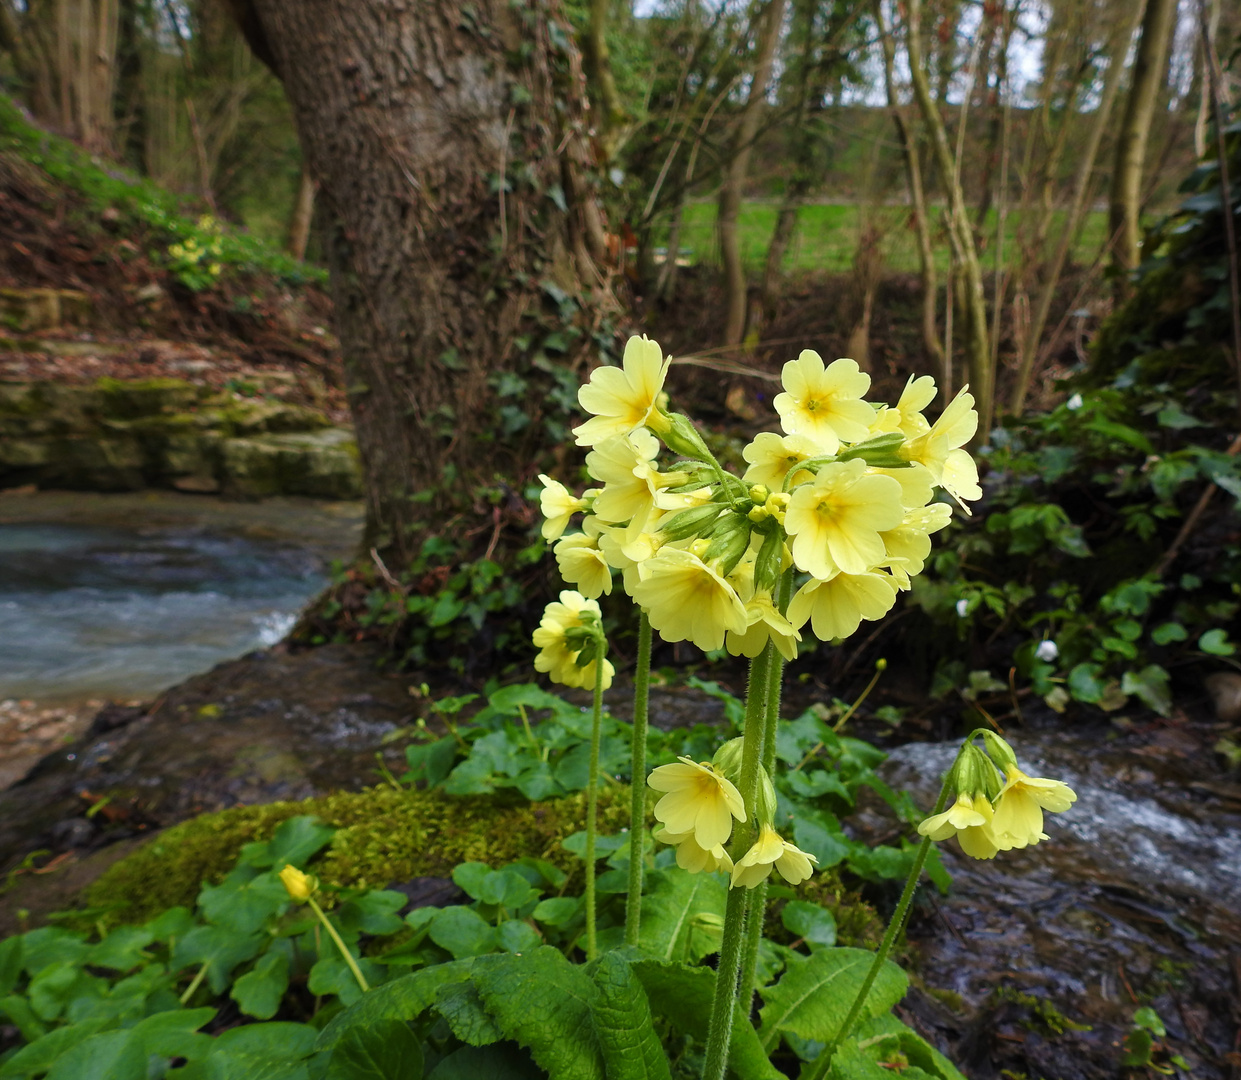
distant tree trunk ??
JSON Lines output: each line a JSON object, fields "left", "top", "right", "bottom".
{"left": 285, "top": 166, "right": 316, "bottom": 260}
{"left": 719, "top": 0, "right": 788, "bottom": 347}
{"left": 582, "top": 0, "right": 627, "bottom": 161}
{"left": 907, "top": 0, "right": 992, "bottom": 439}
{"left": 1109, "top": 0, "right": 1177, "bottom": 295}
{"left": 876, "top": 0, "right": 945, "bottom": 396}
{"left": 229, "top": 0, "right": 614, "bottom": 563}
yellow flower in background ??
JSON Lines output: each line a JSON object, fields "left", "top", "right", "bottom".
{"left": 574, "top": 335, "right": 672, "bottom": 447}
{"left": 730, "top": 825, "right": 818, "bottom": 889}
{"left": 785, "top": 459, "right": 905, "bottom": 578}
{"left": 902, "top": 386, "right": 982, "bottom": 509}
{"left": 726, "top": 592, "right": 801, "bottom": 661}
{"left": 917, "top": 792, "right": 1000, "bottom": 860}
{"left": 991, "top": 766, "right": 1077, "bottom": 850}
{"left": 648, "top": 756, "right": 746, "bottom": 850}
{"left": 786, "top": 570, "right": 898, "bottom": 642}
{"left": 773, "top": 352, "right": 875, "bottom": 453}
{"left": 538, "top": 475, "right": 589, "bottom": 541}
{"left": 532, "top": 591, "right": 614, "bottom": 690}
{"left": 742, "top": 431, "right": 819, "bottom": 490}
{"left": 629, "top": 547, "right": 748, "bottom": 652}
{"left": 554, "top": 526, "right": 612, "bottom": 599}
{"left": 279, "top": 864, "right": 315, "bottom": 902}
{"left": 656, "top": 827, "right": 735, "bottom": 875}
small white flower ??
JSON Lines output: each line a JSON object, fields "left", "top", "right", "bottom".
{"left": 955, "top": 598, "right": 970, "bottom": 618}
{"left": 1035, "top": 639, "right": 1059, "bottom": 663}
{"left": 1066, "top": 393, "right": 1083, "bottom": 411}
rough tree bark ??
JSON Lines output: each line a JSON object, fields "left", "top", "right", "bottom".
{"left": 226, "top": 0, "right": 614, "bottom": 563}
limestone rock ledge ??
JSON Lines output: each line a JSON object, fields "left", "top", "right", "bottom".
{"left": 0, "top": 377, "right": 361, "bottom": 498}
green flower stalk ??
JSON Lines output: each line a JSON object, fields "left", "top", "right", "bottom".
{"left": 583, "top": 625, "right": 608, "bottom": 961}
{"left": 279, "top": 865, "right": 370, "bottom": 994}
{"left": 625, "top": 611, "right": 653, "bottom": 946}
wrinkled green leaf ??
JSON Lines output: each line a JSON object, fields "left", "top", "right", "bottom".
{"left": 638, "top": 868, "right": 727, "bottom": 963}
{"left": 590, "top": 952, "right": 671, "bottom": 1080}
{"left": 435, "top": 979, "right": 503, "bottom": 1046}
{"left": 325, "top": 1019, "right": 423, "bottom": 1080}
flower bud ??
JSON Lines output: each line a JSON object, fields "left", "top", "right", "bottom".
{"left": 748, "top": 485, "right": 770, "bottom": 504}
{"left": 660, "top": 413, "right": 713, "bottom": 462}
{"left": 711, "top": 737, "right": 745, "bottom": 783}
{"left": 980, "top": 730, "right": 1019, "bottom": 775}
{"left": 756, "top": 767, "right": 778, "bottom": 826}
{"left": 658, "top": 502, "right": 724, "bottom": 541}
{"left": 279, "top": 865, "right": 315, "bottom": 903}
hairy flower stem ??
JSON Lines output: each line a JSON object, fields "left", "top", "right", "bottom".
{"left": 625, "top": 611, "right": 653, "bottom": 946}
{"left": 584, "top": 629, "right": 608, "bottom": 961}
{"left": 702, "top": 645, "right": 772, "bottom": 1080}
{"left": 806, "top": 778, "right": 951, "bottom": 1080}
{"left": 308, "top": 897, "right": 370, "bottom": 993}
{"left": 736, "top": 642, "right": 787, "bottom": 1010}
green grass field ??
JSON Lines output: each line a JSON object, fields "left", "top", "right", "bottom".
{"left": 655, "top": 201, "right": 1109, "bottom": 277}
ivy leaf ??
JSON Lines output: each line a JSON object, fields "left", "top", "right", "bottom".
{"left": 631, "top": 959, "right": 780, "bottom": 1080}
{"left": 239, "top": 815, "right": 336, "bottom": 870}
{"left": 232, "top": 950, "right": 290, "bottom": 1019}
{"left": 85, "top": 927, "right": 154, "bottom": 973}
{"left": 589, "top": 951, "right": 672, "bottom": 1080}
{"left": 129, "top": 1006, "right": 217, "bottom": 1061}
{"left": 316, "top": 960, "right": 476, "bottom": 1051}
{"left": 757, "top": 946, "right": 907, "bottom": 1050}
{"left": 470, "top": 947, "right": 606, "bottom": 1080}
{"left": 1200, "top": 628, "right": 1237, "bottom": 656}
{"left": 325, "top": 1018, "right": 424, "bottom": 1080}
{"left": 20, "top": 928, "right": 88, "bottom": 976}
{"left": 172, "top": 924, "right": 265, "bottom": 994}
{"left": 197, "top": 869, "right": 290, "bottom": 934}
{"left": 309, "top": 955, "right": 384, "bottom": 1008}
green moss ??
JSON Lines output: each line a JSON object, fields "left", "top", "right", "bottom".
{"left": 992, "top": 987, "right": 1091, "bottom": 1036}
{"left": 86, "top": 785, "right": 629, "bottom": 925}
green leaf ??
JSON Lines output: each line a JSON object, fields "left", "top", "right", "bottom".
{"left": 45, "top": 1029, "right": 145, "bottom": 1080}
{"left": 402, "top": 737, "right": 457, "bottom": 788}
{"left": 0, "top": 1019, "right": 109, "bottom": 1078}
{"left": 425, "top": 1045, "right": 542, "bottom": 1080}
{"left": 429, "top": 907, "right": 498, "bottom": 959}
{"left": 791, "top": 815, "right": 850, "bottom": 870}
{"left": 316, "top": 960, "right": 476, "bottom": 1051}
{"left": 1151, "top": 621, "right": 1187, "bottom": 645}
{"left": 631, "top": 960, "right": 780, "bottom": 1080}
{"left": 1200, "top": 628, "right": 1236, "bottom": 656}
{"left": 452, "top": 862, "right": 493, "bottom": 899}
{"left": 145, "top": 906, "right": 195, "bottom": 943}
{"left": 28, "top": 961, "right": 92, "bottom": 1021}
{"left": 0, "top": 936, "right": 22, "bottom": 995}
{"left": 477, "top": 871, "right": 539, "bottom": 910}
{"left": 238, "top": 815, "right": 335, "bottom": 871}
{"left": 531, "top": 897, "right": 579, "bottom": 927}
{"left": 435, "top": 979, "right": 504, "bottom": 1046}
{"left": 198, "top": 869, "right": 290, "bottom": 934}
{"left": 497, "top": 920, "right": 541, "bottom": 954}
{"left": 780, "top": 902, "right": 837, "bottom": 948}
{"left": 1067, "top": 662, "right": 1105, "bottom": 704}
{"left": 757, "top": 946, "right": 908, "bottom": 1050}
{"left": 1121, "top": 665, "right": 1172, "bottom": 716}
{"left": 172, "top": 925, "right": 265, "bottom": 994}
{"left": 638, "top": 868, "right": 727, "bottom": 962}
{"left": 1084, "top": 419, "right": 1153, "bottom": 455}
{"left": 309, "top": 955, "right": 384, "bottom": 1007}
{"left": 212, "top": 1022, "right": 317, "bottom": 1065}
{"left": 85, "top": 927, "right": 154, "bottom": 973}
{"left": 0, "top": 993, "right": 47, "bottom": 1043}
{"left": 20, "top": 928, "right": 88, "bottom": 975}
{"left": 129, "top": 1006, "right": 217, "bottom": 1061}
{"left": 1133, "top": 1006, "right": 1166, "bottom": 1036}
{"left": 851, "top": 1014, "right": 966, "bottom": 1080}
{"left": 589, "top": 952, "right": 672, "bottom": 1080}
{"left": 325, "top": 1019, "right": 423, "bottom": 1080}
{"left": 470, "top": 948, "right": 605, "bottom": 1080}
{"left": 338, "top": 891, "right": 408, "bottom": 937}
{"left": 232, "top": 949, "right": 290, "bottom": 1019}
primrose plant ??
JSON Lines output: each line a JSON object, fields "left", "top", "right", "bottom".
{"left": 535, "top": 336, "right": 1078, "bottom": 1079}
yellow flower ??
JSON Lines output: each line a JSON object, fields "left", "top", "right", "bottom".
{"left": 726, "top": 592, "right": 801, "bottom": 661}
{"left": 554, "top": 526, "right": 612, "bottom": 598}
{"left": 784, "top": 459, "right": 905, "bottom": 578}
{"left": 573, "top": 335, "right": 672, "bottom": 447}
{"left": 990, "top": 766, "right": 1076, "bottom": 850}
{"left": 655, "top": 827, "right": 735, "bottom": 875}
{"left": 648, "top": 756, "right": 746, "bottom": 850}
{"left": 916, "top": 792, "right": 1000, "bottom": 860}
{"left": 628, "top": 547, "right": 748, "bottom": 652}
{"left": 586, "top": 429, "right": 669, "bottom": 527}
{"left": 532, "top": 591, "right": 614, "bottom": 690}
{"left": 880, "top": 502, "right": 953, "bottom": 586}
{"left": 902, "top": 387, "right": 982, "bottom": 509}
{"left": 730, "top": 825, "right": 818, "bottom": 889}
{"left": 279, "top": 864, "right": 315, "bottom": 902}
{"left": 870, "top": 374, "right": 936, "bottom": 439}
{"left": 773, "top": 352, "right": 875, "bottom": 453}
{"left": 741, "top": 432, "right": 819, "bottom": 490}
{"left": 786, "top": 570, "right": 898, "bottom": 642}
{"left": 538, "top": 475, "right": 588, "bottom": 541}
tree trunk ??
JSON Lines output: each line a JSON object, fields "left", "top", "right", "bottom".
{"left": 907, "top": 0, "right": 992, "bottom": 439}
{"left": 875, "top": 0, "right": 946, "bottom": 395}
{"left": 1108, "top": 0, "right": 1177, "bottom": 294}
{"left": 285, "top": 165, "right": 316, "bottom": 260}
{"left": 719, "top": 0, "right": 788, "bottom": 347}
{"left": 234, "top": 0, "right": 613, "bottom": 563}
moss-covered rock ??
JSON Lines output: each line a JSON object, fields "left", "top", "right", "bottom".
{"left": 0, "top": 376, "right": 361, "bottom": 497}
{"left": 86, "top": 785, "right": 630, "bottom": 925}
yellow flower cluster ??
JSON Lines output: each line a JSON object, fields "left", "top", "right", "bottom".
{"left": 536, "top": 334, "right": 979, "bottom": 658}
{"left": 647, "top": 756, "right": 817, "bottom": 889}
{"left": 916, "top": 732, "right": 1077, "bottom": 860}
{"left": 532, "top": 590, "right": 614, "bottom": 690}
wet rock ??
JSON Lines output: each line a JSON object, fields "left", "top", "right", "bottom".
{"left": 0, "top": 643, "right": 416, "bottom": 870}
{"left": 0, "top": 288, "right": 93, "bottom": 333}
